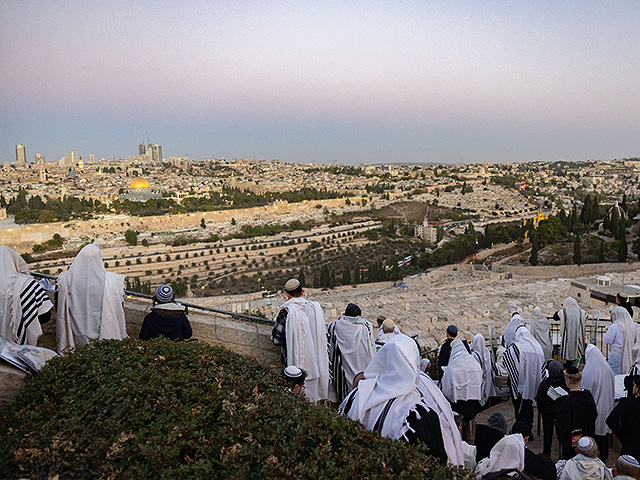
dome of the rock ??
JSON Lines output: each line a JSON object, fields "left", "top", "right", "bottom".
{"left": 130, "top": 177, "right": 150, "bottom": 189}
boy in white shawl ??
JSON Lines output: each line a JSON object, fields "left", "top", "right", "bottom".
{"left": 271, "top": 278, "right": 330, "bottom": 403}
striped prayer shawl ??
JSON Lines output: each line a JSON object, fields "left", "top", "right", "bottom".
{"left": 327, "top": 322, "right": 349, "bottom": 404}
{"left": 15, "top": 278, "right": 49, "bottom": 345}
{"left": 503, "top": 343, "right": 521, "bottom": 399}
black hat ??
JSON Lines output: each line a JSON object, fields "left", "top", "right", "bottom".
{"left": 524, "top": 454, "right": 556, "bottom": 480}
{"left": 345, "top": 303, "right": 361, "bottom": 317}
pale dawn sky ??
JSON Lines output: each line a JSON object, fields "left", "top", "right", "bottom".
{"left": 2, "top": 1, "right": 640, "bottom": 164}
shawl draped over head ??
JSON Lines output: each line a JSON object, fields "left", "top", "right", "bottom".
{"left": 56, "top": 243, "right": 127, "bottom": 352}
{"left": 503, "top": 326, "right": 545, "bottom": 401}
{"left": 581, "top": 344, "right": 614, "bottom": 436}
{"left": 474, "top": 434, "right": 525, "bottom": 479}
{"left": 470, "top": 333, "right": 496, "bottom": 406}
{"left": 341, "top": 334, "right": 428, "bottom": 440}
{"left": 547, "top": 360, "right": 567, "bottom": 388}
{"left": 417, "top": 372, "right": 465, "bottom": 466}
{"left": 441, "top": 338, "right": 483, "bottom": 403}
{"left": 504, "top": 314, "right": 524, "bottom": 348}
{"left": 527, "top": 307, "right": 553, "bottom": 361}
{"left": 282, "top": 296, "right": 330, "bottom": 403}
{"left": 611, "top": 306, "right": 639, "bottom": 374}
{"left": 0, "top": 246, "right": 53, "bottom": 346}
{"left": 559, "top": 453, "right": 612, "bottom": 480}
{"left": 327, "top": 314, "right": 375, "bottom": 404}
{"left": 559, "top": 297, "right": 586, "bottom": 361}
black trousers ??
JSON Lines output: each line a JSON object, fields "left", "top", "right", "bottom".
{"left": 541, "top": 413, "right": 557, "bottom": 456}
{"left": 594, "top": 434, "right": 609, "bottom": 464}
{"left": 513, "top": 397, "right": 534, "bottom": 429}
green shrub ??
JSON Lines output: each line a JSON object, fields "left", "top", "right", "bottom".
{"left": 0, "top": 340, "right": 465, "bottom": 480}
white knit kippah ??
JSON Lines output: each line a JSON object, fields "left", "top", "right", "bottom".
{"left": 284, "top": 366, "right": 303, "bottom": 378}
{"left": 284, "top": 278, "right": 300, "bottom": 292}
{"left": 620, "top": 455, "right": 640, "bottom": 467}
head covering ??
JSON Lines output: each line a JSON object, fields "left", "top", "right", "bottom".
{"left": 284, "top": 278, "right": 301, "bottom": 292}
{"left": 524, "top": 454, "right": 557, "bottom": 480}
{"left": 576, "top": 436, "right": 597, "bottom": 457}
{"left": 511, "top": 420, "right": 532, "bottom": 439}
{"left": 620, "top": 455, "right": 640, "bottom": 467}
{"left": 446, "top": 324, "right": 458, "bottom": 336}
{"left": 474, "top": 434, "right": 525, "bottom": 477}
{"left": 503, "top": 313, "right": 524, "bottom": 348}
{"left": 470, "top": 333, "right": 496, "bottom": 405}
{"left": 486, "top": 412, "right": 508, "bottom": 436}
{"left": 441, "top": 338, "right": 483, "bottom": 403}
{"left": 527, "top": 307, "right": 553, "bottom": 361}
{"left": 344, "top": 303, "right": 361, "bottom": 317}
{"left": 155, "top": 284, "right": 173, "bottom": 303}
{"left": 503, "top": 326, "right": 545, "bottom": 401}
{"left": 0, "top": 246, "right": 29, "bottom": 294}
{"left": 611, "top": 306, "right": 639, "bottom": 374}
{"left": 382, "top": 318, "right": 395, "bottom": 330}
{"left": 341, "top": 334, "right": 425, "bottom": 440}
{"left": 284, "top": 365, "right": 303, "bottom": 378}
{"left": 581, "top": 344, "right": 614, "bottom": 436}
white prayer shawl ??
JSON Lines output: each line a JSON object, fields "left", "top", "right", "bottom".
{"left": 474, "top": 434, "right": 525, "bottom": 479}
{"left": 441, "top": 339, "right": 483, "bottom": 403}
{"left": 559, "top": 297, "right": 586, "bottom": 361}
{"left": 503, "top": 314, "right": 524, "bottom": 348}
{"left": 417, "top": 372, "right": 465, "bottom": 466}
{"left": 604, "top": 323, "right": 624, "bottom": 375}
{"left": 281, "top": 296, "right": 329, "bottom": 403}
{"left": 559, "top": 453, "right": 613, "bottom": 480}
{"left": 56, "top": 244, "right": 127, "bottom": 352}
{"left": 527, "top": 307, "right": 553, "bottom": 362}
{"left": 328, "top": 315, "right": 375, "bottom": 403}
{"left": 0, "top": 247, "right": 53, "bottom": 346}
{"left": 503, "top": 326, "right": 544, "bottom": 401}
{"left": 610, "top": 306, "right": 639, "bottom": 375}
{"left": 581, "top": 344, "right": 614, "bottom": 436}
{"left": 376, "top": 324, "right": 400, "bottom": 339}
{"left": 470, "top": 333, "right": 496, "bottom": 406}
{"left": 342, "top": 334, "right": 426, "bottom": 440}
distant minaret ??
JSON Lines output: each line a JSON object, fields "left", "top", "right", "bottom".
{"left": 15, "top": 144, "right": 26, "bottom": 167}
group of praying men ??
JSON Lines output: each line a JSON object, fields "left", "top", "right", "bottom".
{"left": 272, "top": 279, "right": 640, "bottom": 479}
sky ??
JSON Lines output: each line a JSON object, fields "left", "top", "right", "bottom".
{"left": 2, "top": 1, "right": 640, "bottom": 165}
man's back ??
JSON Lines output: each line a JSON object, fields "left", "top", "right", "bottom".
{"left": 556, "top": 389, "right": 597, "bottom": 459}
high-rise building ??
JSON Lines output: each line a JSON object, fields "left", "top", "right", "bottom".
{"left": 151, "top": 145, "right": 162, "bottom": 163}
{"left": 69, "top": 150, "right": 78, "bottom": 166}
{"left": 35, "top": 153, "right": 45, "bottom": 164}
{"left": 59, "top": 157, "right": 69, "bottom": 168}
{"left": 139, "top": 142, "right": 146, "bottom": 155}
{"left": 15, "top": 144, "right": 26, "bottom": 166}
{"left": 89, "top": 153, "right": 95, "bottom": 163}
{"left": 38, "top": 165, "right": 46, "bottom": 182}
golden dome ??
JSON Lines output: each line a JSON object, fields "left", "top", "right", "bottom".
{"left": 130, "top": 177, "right": 150, "bottom": 189}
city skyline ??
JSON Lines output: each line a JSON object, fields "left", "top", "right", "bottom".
{"left": 2, "top": 1, "right": 640, "bottom": 165}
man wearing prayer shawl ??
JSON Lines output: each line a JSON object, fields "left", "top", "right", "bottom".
{"left": 0, "top": 246, "right": 53, "bottom": 346}
{"left": 502, "top": 313, "right": 525, "bottom": 348}
{"left": 554, "top": 297, "right": 586, "bottom": 363}
{"left": 338, "top": 334, "right": 447, "bottom": 464}
{"left": 604, "top": 306, "right": 639, "bottom": 375}
{"left": 474, "top": 433, "right": 525, "bottom": 479}
{"left": 474, "top": 412, "right": 507, "bottom": 462}
{"left": 271, "top": 278, "right": 330, "bottom": 404}
{"left": 56, "top": 243, "right": 127, "bottom": 352}
{"left": 503, "top": 326, "right": 545, "bottom": 429}
{"left": 440, "top": 338, "right": 483, "bottom": 442}
{"left": 536, "top": 360, "right": 569, "bottom": 456}
{"left": 470, "top": 333, "right": 496, "bottom": 407}
{"left": 527, "top": 307, "right": 553, "bottom": 362}
{"left": 581, "top": 344, "right": 615, "bottom": 463}
{"left": 606, "top": 375, "right": 640, "bottom": 461}
{"left": 327, "top": 303, "right": 375, "bottom": 404}
{"left": 557, "top": 436, "right": 613, "bottom": 480}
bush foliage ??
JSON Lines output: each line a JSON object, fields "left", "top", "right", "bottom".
{"left": 0, "top": 340, "right": 467, "bottom": 479}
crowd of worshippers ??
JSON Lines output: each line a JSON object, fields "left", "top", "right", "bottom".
{"left": 0, "top": 244, "right": 193, "bottom": 355}
{"left": 271, "top": 278, "right": 640, "bottom": 479}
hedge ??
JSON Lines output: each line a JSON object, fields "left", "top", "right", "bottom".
{"left": 0, "top": 339, "right": 469, "bottom": 479}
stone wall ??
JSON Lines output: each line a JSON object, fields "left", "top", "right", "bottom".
{"left": 0, "top": 299, "right": 281, "bottom": 406}
{"left": 492, "top": 262, "right": 639, "bottom": 280}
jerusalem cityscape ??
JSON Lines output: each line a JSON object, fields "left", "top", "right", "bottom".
{"left": 2, "top": 2, "right": 640, "bottom": 479}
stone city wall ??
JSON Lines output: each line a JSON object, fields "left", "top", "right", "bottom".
{"left": 492, "top": 262, "right": 639, "bottom": 280}
{"left": 0, "top": 197, "right": 351, "bottom": 253}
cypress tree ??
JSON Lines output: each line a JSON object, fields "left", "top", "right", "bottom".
{"left": 529, "top": 232, "right": 539, "bottom": 266}
{"left": 573, "top": 235, "right": 582, "bottom": 265}
{"left": 618, "top": 236, "right": 628, "bottom": 262}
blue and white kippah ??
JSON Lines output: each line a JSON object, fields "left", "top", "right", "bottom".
{"left": 155, "top": 284, "right": 173, "bottom": 303}
{"left": 620, "top": 455, "right": 640, "bottom": 467}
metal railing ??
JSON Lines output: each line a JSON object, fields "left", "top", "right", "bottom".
{"left": 31, "top": 272, "right": 275, "bottom": 326}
